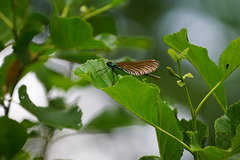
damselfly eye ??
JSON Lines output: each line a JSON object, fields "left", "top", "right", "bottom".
{"left": 106, "top": 62, "right": 112, "bottom": 67}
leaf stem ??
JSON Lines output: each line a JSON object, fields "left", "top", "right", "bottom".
{"left": 177, "top": 62, "right": 196, "bottom": 130}
{"left": 19, "top": 0, "right": 31, "bottom": 31}
{"left": 195, "top": 78, "right": 226, "bottom": 115}
{"left": 61, "top": 0, "right": 73, "bottom": 17}
{"left": 155, "top": 125, "right": 192, "bottom": 153}
{"left": 0, "top": 11, "right": 14, "bottom": 30}
{"left": 11, "top": 1, "right": 18, "bottom": 39}
{"left": 82, "top": 4, "right": 114, "bottom": 20}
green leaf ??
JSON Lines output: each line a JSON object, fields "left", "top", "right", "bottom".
{"left": 226, "top": 101, "right": 240, "bottom": 137}
{"left": 139, "top": 156, "right": 160, "bottom": 160}
{"left": 35, "top": 65, "right": 67, "bottom": 91}
{"left": 167, "top": 48, "right": 188, "bottom": 63}
{"left": 166, "top": 67, "right": 181, "bottom": 78}
{"left": 74, "top": 58, "right": 183, "bottom": 160}
{"left": 104, "top": 79, "right": 183, "bottom": 160}
{"left": 177, "top": 80, "right": 185, "bottom": 87}
{"left": 55, "top": 50, "right": 99, "bottom": 64}
{"left": 87, "top": 16, "right": 117, "bottom": 36}
{"left": 183, "top": 72, "right": 194, "bottom": 80}
{"left": 214, "top": 102, "right": 240, "bottom": 158}
{"left": 13, "top": 13, "right": 47, "bottom": 65}
{"left": 213, "top": 102, "right": 240, "bottom": 158}
{"left": 35, "top": 65, "right": 88, "bottom": 91}
{"left": 187, "top": 131, "right": 202, "bottom": 150}
{"left": 168, "top": 48, "right": 179, "bottom": 63}
{"left": 0, "top": 117, "right": 28, "bottom": 159}
{"left": 18, "top": 85, "right": 82, "bottom": 130}
{"left": 95, "top": 33, "right": 118, "bottom": 50}
{"left": 197, "top": 146, "right": 229, "bottom": 160}
{"left": 179, "top": 47, "right": 189, "bottom": 61}
{"left": 180, "top": 119, "right": 209, "bottom": 148}
{"left": 11, "top": 150, "right": 31, "bottom": 160}
{"left": 21, "top": 119, "right": 38, "bottom": 129}
{"left": 84, "top": 106, "right": 143, "bottom": 133}
{"left": 50, "top": 4, "right": 107, "bottom": 49}
{"left": 163, "top": 28, "right": 227, "bottom": 111}
{"left": 219, "top": 37, "right": 240, "bottom": 80}
{"left": 155, "top": 103, "right": 183, "bottom": 160}
{"left": 214, "top": 115, "right": 231, "bottom": 149}
{"left": 13, "top": 31, "right": 37, "bottom": 65}
{"left": 229, "top": 124, "right": 240, "bottom": 157}
{"left": 73, "top": 58, "right": 113, "bottom": 88}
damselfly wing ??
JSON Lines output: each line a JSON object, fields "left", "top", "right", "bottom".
{"left": 116, "top": 60, "right": 160, "bottom": 76}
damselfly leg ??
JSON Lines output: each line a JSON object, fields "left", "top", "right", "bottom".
{"left": 95, "top": 67, "right": 110, "bottom": 79}
{"left": 95, "top": 66, "right": 119, "bottom": 85}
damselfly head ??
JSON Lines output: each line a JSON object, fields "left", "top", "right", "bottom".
{"left": 106, "top": 62, "right": 112, "bottom": 67}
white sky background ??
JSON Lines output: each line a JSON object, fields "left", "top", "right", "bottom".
{"left": 0, "top": 4, "right": 234, "bottom": 160}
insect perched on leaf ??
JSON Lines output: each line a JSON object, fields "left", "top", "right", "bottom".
{"left": 96, "top": 59, "right": 160, "bottom": 85}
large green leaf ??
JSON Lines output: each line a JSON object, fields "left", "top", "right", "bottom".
{"left": 214, "top": 101, "right": 240, "bottom": 158}
{"left": 226, "top": 102, "right": 240, "bottom": 137}
{"left": 219, "top": 37, "right": 240, "bottom": 80}
{"left": 49, "top": 4, "right": 107, "bottom": 49}
{"left": 214, "top": 115, "right": 231, "bottom": 149}
{"left": 35, "top": 65, "right": 89, "bottom": 92}
{"left": 224, "top": 101, "right": 240, "bottom": 158}
{"left": 163, "top": 28, "right": 227, "bottom": 111}
{"left": 54, "top": 50, "right": 99, "bottom": 64}
{"left": 87, "top": 16, "right": 117, "bottom": 36}
{"left": 74, "top": 58, "right": 183, "bottom": 160}
{"left": 197, "top": 146, "right": 229, "bottom": 160}
{"left": 0, "top": 117, "right": 28, "bottom": 159}
{"left": 229, "top": 124, "right": 240, "bottom": 157}
{"left": 18, "top": 85, "right": 82, "bottom": 130}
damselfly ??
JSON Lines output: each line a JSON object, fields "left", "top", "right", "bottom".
{"left": 96, "top": 60, "right": 160, "bottom": 85}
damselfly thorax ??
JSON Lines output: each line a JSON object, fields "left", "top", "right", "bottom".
{"left": 96, "top": 60, "right": 160, "bottom": 85}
